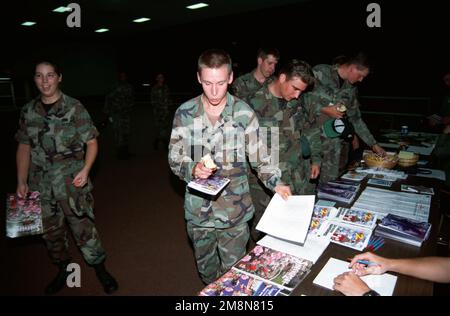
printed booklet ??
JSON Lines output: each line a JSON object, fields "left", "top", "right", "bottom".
{"left": 198, "top": 269, "right": 291, "bottom": 296}
{"left": 317, "top": 180, "right": 360, "bottom": 204}
{"left": 187, "top": 175, "right": 230, "bottom": 196}
{"left": 232, "top": 245, "right": 313, "bottom": 291}
{"left": 6, "top": 191, "right": 43, "bottom": 238}
{"left": 375, "top": 213, "right": 432, "bottom": 247}
{"left": 308, "top": 205, "right": 376, "bottom": 251}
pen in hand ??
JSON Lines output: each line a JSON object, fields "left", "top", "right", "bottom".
{"left": 346, "top": 258, "right": 379, "bottom": 267}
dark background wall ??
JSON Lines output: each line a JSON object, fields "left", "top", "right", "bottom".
{"left": 1, "top": 0, "right": 448, "bottom": 101}
{"left": 1, "top": 0, "right": 449, "bottom": 297}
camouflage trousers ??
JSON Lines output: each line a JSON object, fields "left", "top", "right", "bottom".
{"left": 111, "top": 114, "right": 131, "bottom": 148}
{"left": 247, "top": 160, "right": 316, "bottom": 242}
{"left": 42, "top": 197, "right": 106, "bottom": 266}
{"left": 186, "top": 221, "right": 249, "bottom": 284}
{"left": 319, "top": 137, "right": 349, "bottom": 185}
{"left": 247, "top": 171, "right": 273, "bottom": 243}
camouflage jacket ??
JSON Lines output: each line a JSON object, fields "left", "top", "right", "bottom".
{"left": 232, "top": 70, "right": 268, "bottom": 103}
{"left": 151, "top": 84, "right": 171, "bottom": 116}
{"left": 308, "top": 64, "right": 377, "bottom": 146}
{"left": 248, "top": 85, "right": 322, "bottom": 168}
{"left": 15, "top": 94, "right": 99, "bottom": 203}
{"left": 104, "top": 82, "right": 134, "bottom": 115}
{"left": 168, "top": 92, "right": 283, "bottom": 228}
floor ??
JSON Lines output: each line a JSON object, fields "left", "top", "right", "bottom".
{"left": 1, "top": 105, "right": 207, "bottom": 296}
{"left": 1, "top": 104, "right": 449, "bottom": 296}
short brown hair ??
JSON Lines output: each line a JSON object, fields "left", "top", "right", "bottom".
{"left": 257, "top": 48, "right": 280, "bottom": 61}
{"left": 279, "top": 59, "right": 315, "bottom": 87}
{"left": 198, "top": 49, "right": 232, "bottom": 74}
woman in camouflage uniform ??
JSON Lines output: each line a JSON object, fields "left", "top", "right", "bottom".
{"left": 15, "top": 61, "right": 118, "bottom": 294}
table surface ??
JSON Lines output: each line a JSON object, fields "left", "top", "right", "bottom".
{"left": 291, "top": 173, "right": 443, "bottom": 296}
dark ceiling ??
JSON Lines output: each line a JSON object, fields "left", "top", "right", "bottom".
{"left": 1, "top": 0, "right": 448, "bottom": 98}
{"left": 1, "top": 0, "right": 311, "bottom": 37}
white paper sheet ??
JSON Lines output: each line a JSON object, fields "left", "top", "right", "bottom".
{"left": 256, "top": 194, "right": 315, "bottom": 244}
{"left": 313, "top": 258, "right": 397, "bottom": 296}
{"left": 257, "top": 234, "right": 330, "bottom": 264}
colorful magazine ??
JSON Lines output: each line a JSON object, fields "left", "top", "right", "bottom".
{"left": 317, "top": 183, "right": 359, "bottom": 204}
{"left": 308, "top": 205, "right": 333, "bottom": 236}
{"left": 198, "top": 269, "right": 290, "bottom": 296}
{"left": 375, "top": 213, "right": 431, "bottom": 246}
{"left": 187, "top": 174, "right": 230, "bottom": 196}
{"left": 232, "top": 245, "right": 313, "bottom": 291}
{"left": 334, "top": 207, "right": 378, "bottom": 230}
{"left": 310, "top": 205, "right": 377, "bottom": 231}
{"left": 6, "top": 191, "right": 43, "bottom": 238}
{"left": 321, "top": 222, "right": 372, "bottom": 251}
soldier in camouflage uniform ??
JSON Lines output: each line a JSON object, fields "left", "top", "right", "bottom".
{"left": 15, "top": 61, "right": 118, "bottom": 294}
{"left": 104, "top": 72, "right": 134, "bottom": 159}
{"left": 231, "top": 48, "right": 280, "bottom": 103}
{"left": 151, "top": 72, "right": 172, "bottom": 150}
{"left": 168, "top": 49, "right": 291, "bottom": 284}
{"left": 306, "top": 52, "right": 386, "bottom": 184}
{"left": 246, "top": 59, "right": 321, "bottom": 241}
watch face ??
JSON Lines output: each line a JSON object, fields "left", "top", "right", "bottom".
{"left": 333, "top": 119, "right": 345, "bottom": 133}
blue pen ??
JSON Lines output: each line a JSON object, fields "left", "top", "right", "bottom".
{"left": 347, "top": 258, "right": 378, "bottom": 266}
{"left": 356, "top": 260, "right": 379, "bottom": 266}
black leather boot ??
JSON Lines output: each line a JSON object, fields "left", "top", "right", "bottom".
{"left": 45, "top": 260, "right": 71, "bottom": 295}
{"left": 92, "top": 262, "right": 118, "bottom": 294}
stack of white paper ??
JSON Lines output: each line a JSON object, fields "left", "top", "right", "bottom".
{"left": 313, "top": 258, "right": 397, "bottom": 296}
{"left": 256, "top": 194, "right": 315, "bottom": 244}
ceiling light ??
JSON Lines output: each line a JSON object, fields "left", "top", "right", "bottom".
{"left": 133, "top": 17, "right": 151, "bottom": 23}
{"left": 142, "top": 83, "right": 150, "bottom": 86}
{"left": 0, "top": 77, "right": 11, "bottom": 81}
{"left": 53, "top": 6, "right": 72, "bottom": 13}
{"left": 95, "top": 28, "right": 109, "bottom": 33}
{"left": 186, "top": 3, "right": 209, "bottom": 10}
{"left": 21, "top": 21, "right": 36, "bottom": 26}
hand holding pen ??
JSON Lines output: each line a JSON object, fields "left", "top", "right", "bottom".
{"left": 348, "top": 252, "right": 389, "bottom": 276}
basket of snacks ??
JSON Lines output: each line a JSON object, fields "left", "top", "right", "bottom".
{"left": 363, "top": 151, "right": 398, "bottom": 169}
{"left": 397, "top": 151, "right": 419, "bottom": 167}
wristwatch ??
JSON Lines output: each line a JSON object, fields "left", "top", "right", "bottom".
{"left": 363, "top": 290, "right": 380, "bottom": 296}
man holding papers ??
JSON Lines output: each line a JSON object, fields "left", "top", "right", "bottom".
{"left": 246, "top": 59, "right": 320, "bottom": 241}
{"left": 168, "top": 49, "right": 291, "bottom": 284}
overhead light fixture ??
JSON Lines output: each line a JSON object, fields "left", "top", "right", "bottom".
{"left": 21, "top": 21, "right": 36, "bottom": 26}
{"left": 95, "top": 28, "right": 109, "bottom": 33}
{"left": 52, "top": 6, "right": 72, "bottom": 13}
{"left": 142, "top": 83, "right": 150, "bottom": 86}
{"left": 0, "top": 77, "right": 12, "bottom": 81}
{"left": 133, "top": 17, "right": 151, "bottom": 23}
{"left": 186, "top": 3, "right": 209, "bottom": 10}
